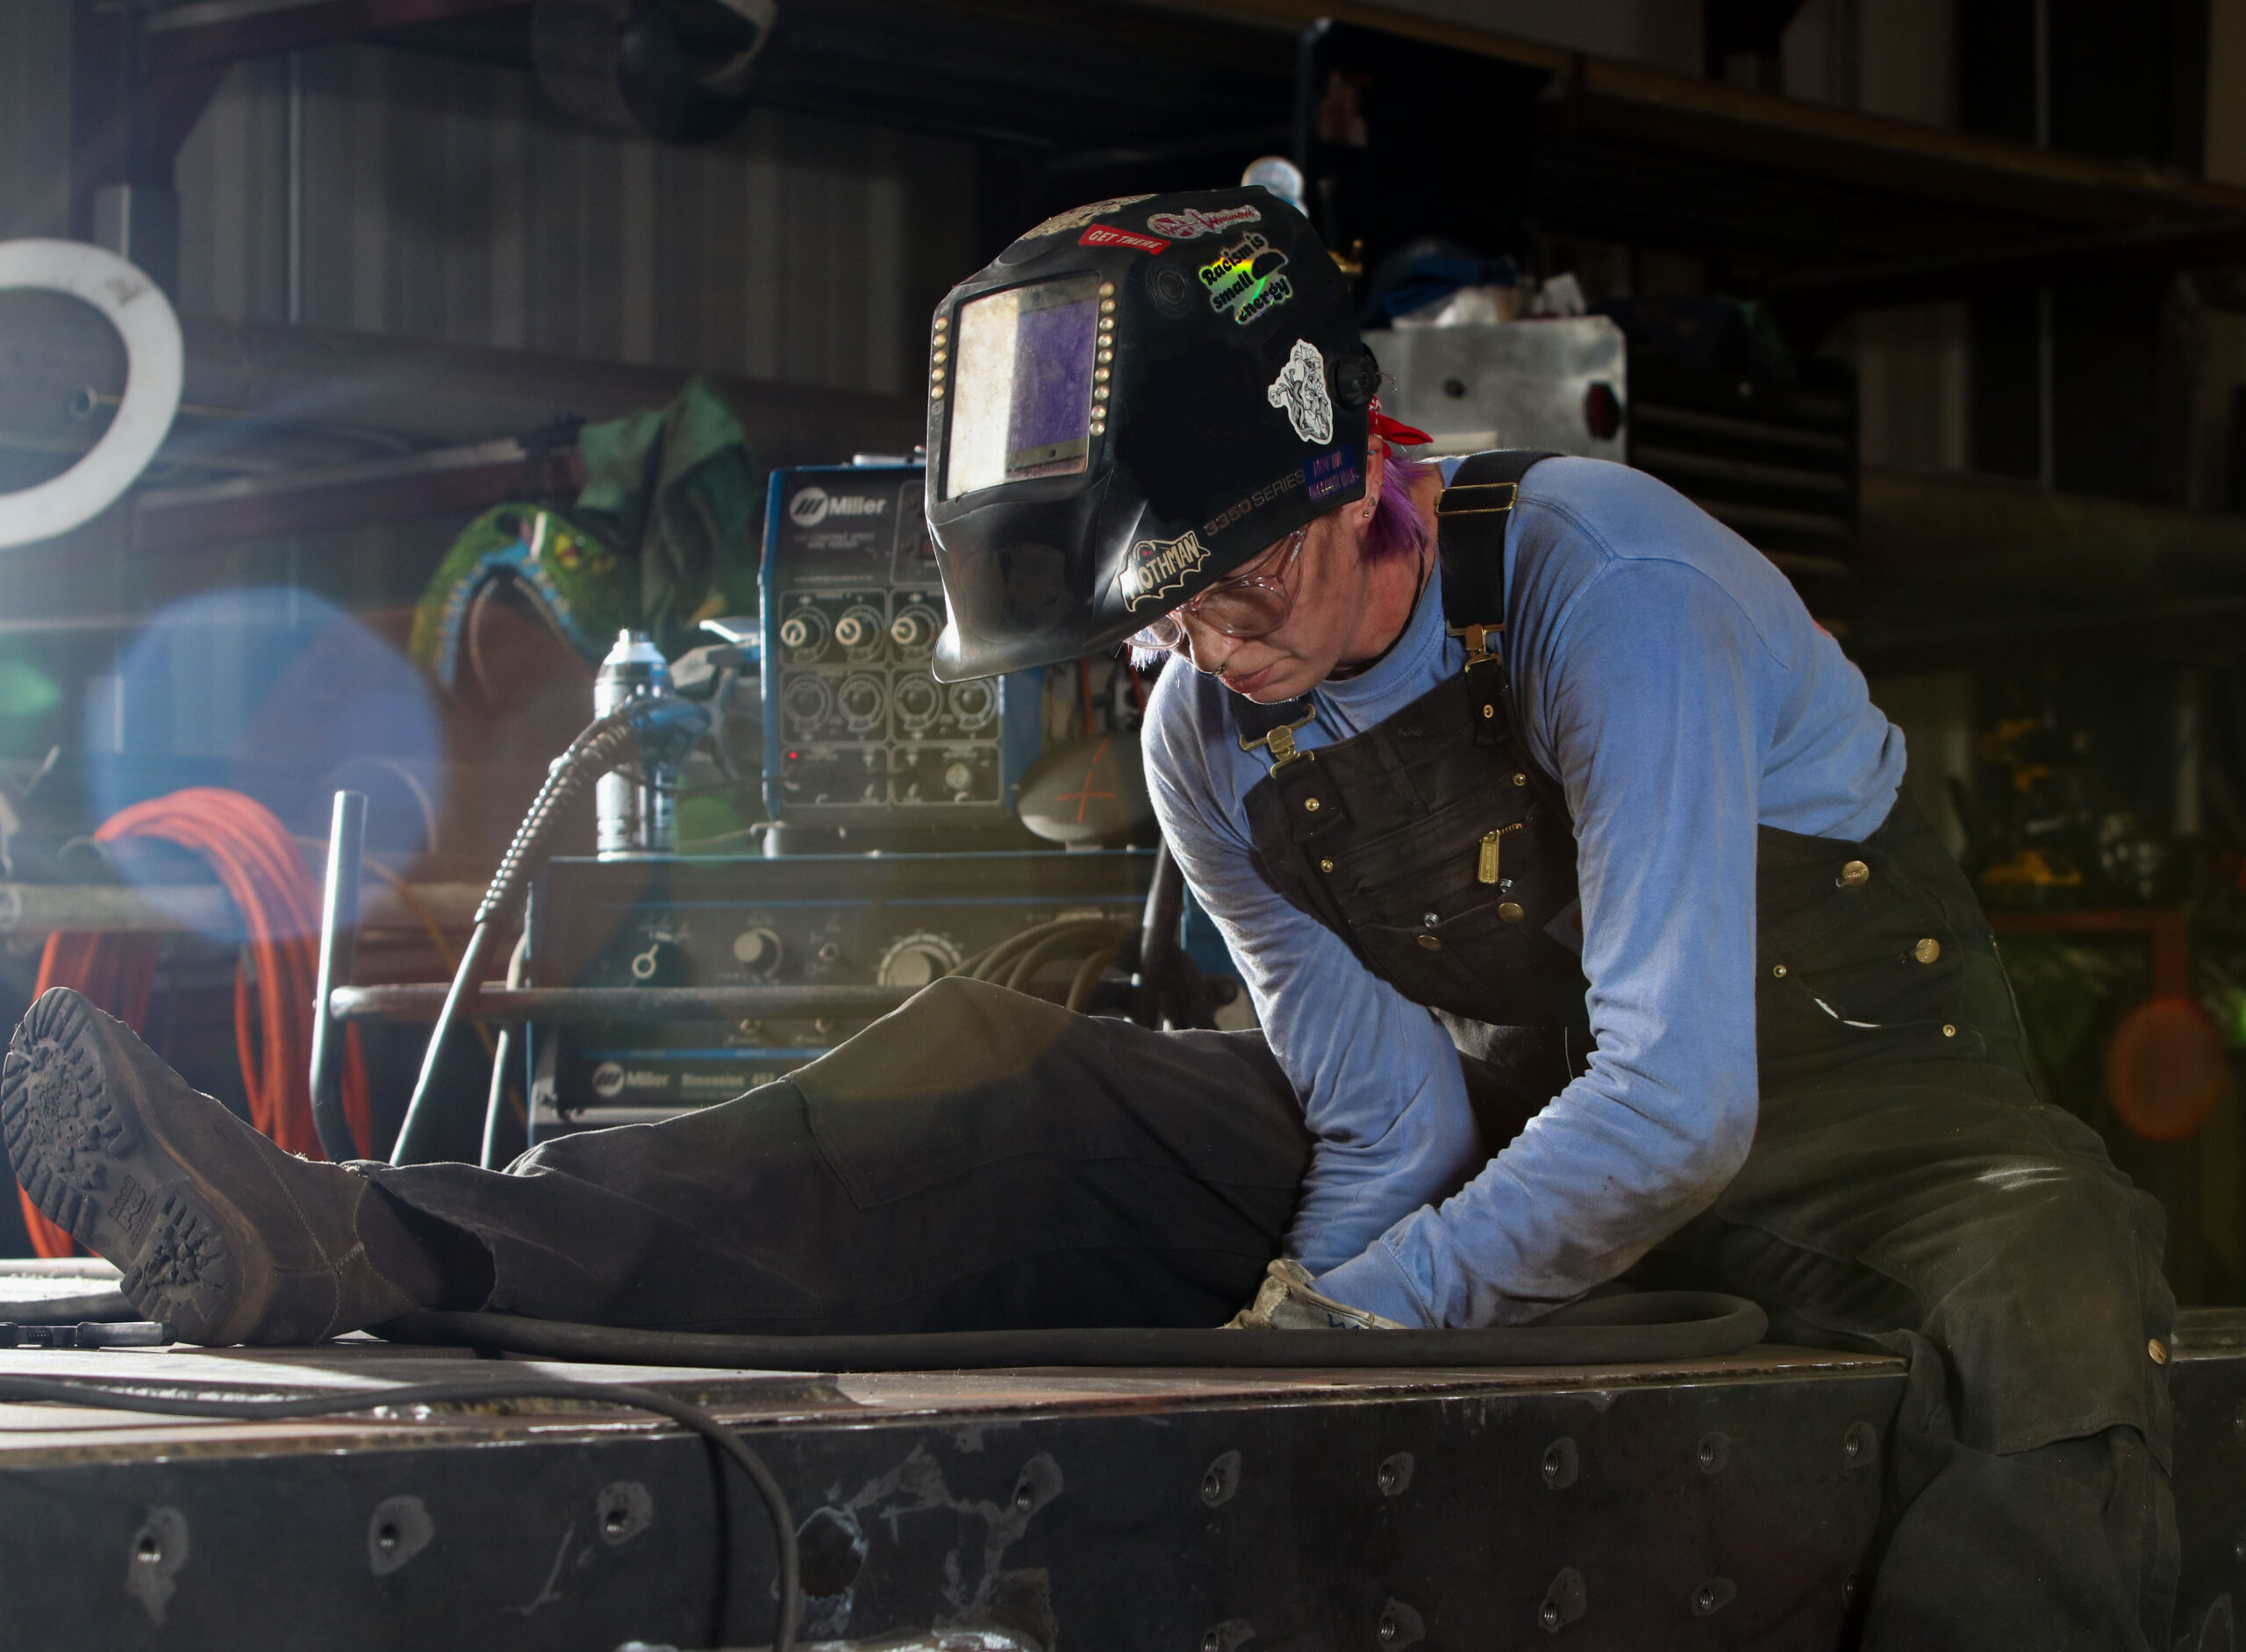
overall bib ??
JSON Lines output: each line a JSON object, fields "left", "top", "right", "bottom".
{"left": 1228, "top": 451, "right": 2178, "bottom": 1650}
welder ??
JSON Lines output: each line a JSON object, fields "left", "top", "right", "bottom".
{"left": 4, "top": 189, "right": 2173, "bottom": 1648}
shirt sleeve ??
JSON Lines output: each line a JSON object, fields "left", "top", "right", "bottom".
{"left": 1141, "top": 680, "right": 1485, "bottom": 1285}
{"left": 1315, "top": 554, "right": 1771, "bottom": 1327}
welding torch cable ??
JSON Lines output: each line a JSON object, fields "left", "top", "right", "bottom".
{"left": 957, "top": 919, "right": 1124, "bottom": 984}
{"left": 479, "top": 930, "right": 532, "bottom": 1170}
{"left": 1003, "top": 921, "right": 1135, "bottom": 995}
{"left": 0, "top": 1372, "right": 803, "bottom": 1652}
{"left": 1064, "top": 944, "right": 1122, "bottom": 1013}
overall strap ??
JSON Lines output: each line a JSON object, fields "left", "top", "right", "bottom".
{"left": 1434, "top": 449, "right": 1556, "bottom": 662}
{"left": 1436, "top": 450, "right": 1556, "bottom": 746}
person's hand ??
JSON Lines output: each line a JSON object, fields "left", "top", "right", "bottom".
{"left": 1225, "top": 1258, "right": 1405, "bottom": 1330}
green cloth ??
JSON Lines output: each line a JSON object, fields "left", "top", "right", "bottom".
{"left": 410, "top": 376, "right": 763, "bottom": 690}
{"left": 572, "top": 375, "right": 764, "bottom": 656}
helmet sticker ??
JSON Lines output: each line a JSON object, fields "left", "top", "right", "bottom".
{"left": 1146, "top": 204, "right": 1262, "bottom": 240}
{"left": 1304, "top": 447, "right": 1362, "bottom": 502}
{"left": 1080, "top": 224, "right": 1169, "bottom": 254}
{"left": 1199, "top": 232, "right": 1293, "bottom": 326}
{"left": 1022, "top": 196, "right": 1155, "bottom": 240}
{"left": 1266, "top": 339, "right": 1333, "bottom": 446}
{"left": 1120, "top": 530, "right": 1211, "bottom": 610}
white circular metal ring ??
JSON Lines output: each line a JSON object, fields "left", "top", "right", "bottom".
{"left": 0, "top": 239, "right": 183, "bottom": 549}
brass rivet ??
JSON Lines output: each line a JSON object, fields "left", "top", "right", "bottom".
{"left": 1839, "top": 859, "right": 1870, "bottom": 888}
{"left": 1772, "top": 963, "right": 1787, "bottom": 978}
{"left": 1304, "top": 797, "right": 1320, "bottom": 812}
{"left": 1914, "top": 937, "right": 1941, "bottom": 964}
{"left": 1417, "top": 934, "right": 1441, "bottom": 951}
{"left": 932, "top": 386, "right": 946, "bottom": 399}
{"left": 2149, "top": 1337, "right": 2169, "bottom": 1365}
{"left": 1319, "top": 858, "right": 1334, "bottom": 873}
{"left": 1094, "top": 367, "right": 1110, "bottom": 383}
{"left": 1093, "top": 387, "right": 1110, "bottom": 401}
{"left": 1942, "top": 1024, "right": 1956, "bottom": 1038}
{"left": 933, "top": 316, "right": 948, "bottom": 331}
{"left": 1099, "top": 281, "right": 1115, "bottom": 297}
{"left": 1499, "top": 901, "right": 1524, "bottom": 924}
{"left": 1481, "top": 704, "right": 1494, "bottom": 719}
{"left": 1100, "top": 298, "right": 1116, "bottom": 313}
{"left": 1098, "top": 348, "right": 1113, "bottom": 364}
{"left": 931, "top": 366, "right": 945, "bottom": 381}
{"left": 1512, "top": 772, "right": 1527, "bottom": 787}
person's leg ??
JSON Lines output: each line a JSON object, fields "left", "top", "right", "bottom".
{"left": 1647, "top": 1064, "right": 2178, "bottom": 1651}
{"left": 6, "top": 978, "right": 1309, "bottom": 1342}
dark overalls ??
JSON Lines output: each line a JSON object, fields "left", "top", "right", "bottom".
{"left": 368, "top": 454, "right": 2178, "bottom": 1650}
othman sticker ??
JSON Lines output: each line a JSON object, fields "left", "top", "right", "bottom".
{"left": 1080, "top": 224, "right": 1169, "bottom": 255}
{"left": 1119, "top": 530, "right": 1210, "bottom": 610}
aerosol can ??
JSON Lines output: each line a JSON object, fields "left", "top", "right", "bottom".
{"left": 594, "top": 629, "right": 678, "bottom": 859}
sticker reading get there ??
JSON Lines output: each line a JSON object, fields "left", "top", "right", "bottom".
{"left": 1199, "top": 232, "right": 1293, "bottom": 326}
{"left": 1080, "top": 225, "right": 1169, "bottom": 254}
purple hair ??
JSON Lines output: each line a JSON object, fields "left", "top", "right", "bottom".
{"left": 1348, "top": 442, "right": 1435, "bottom": 565}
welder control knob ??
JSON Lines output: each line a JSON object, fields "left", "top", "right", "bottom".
{"left": 835, "top": 605, "right": 884, "bottom": 651}
{"left": 778, "top": 609, "right": 828, "bottom": 653}
{"left": 877, "top": 931, "right": 962, "bottom": 990}
{"left": 838, "top": 673, "right": 886, "bottom": 733}
{"left": 891, "top": 606, "right": 940, "bottom": 652}
{"left": 733, "top": 927, "right": 783, "bottom": 976}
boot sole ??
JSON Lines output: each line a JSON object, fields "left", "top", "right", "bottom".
{"left": 1, "top": 991, "right": 247, "bottom": 1343}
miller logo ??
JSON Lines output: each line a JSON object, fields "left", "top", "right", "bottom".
{"left": 591, "top": 1062, "right": 626, "bottom": 1099}
{"left": 1120, "top": 530, "right": 1210, "bottom": 610}
{"left": 789, "top": 487, "right": 887, "bottom": 528}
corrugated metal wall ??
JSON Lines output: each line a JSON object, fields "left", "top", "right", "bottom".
{"left": 0, "top": 0, "right": 73, "bottom": 242}
{"left": 173, "top": 44, "right": 977, "bottom": 398}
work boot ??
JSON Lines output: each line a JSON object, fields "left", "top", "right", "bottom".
{"left": 1, "top": 987, "right": 444, "bottom": 1345}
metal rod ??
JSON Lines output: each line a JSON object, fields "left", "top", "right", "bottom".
{"left": 308, "top": 790, "right": 365, "bottom": 1162}
{"left": 332, "top": 983, "right": 919, "bottom": 1025}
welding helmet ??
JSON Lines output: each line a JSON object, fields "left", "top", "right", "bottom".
{"left": 924, "top": 187, "right": 1380, "bottom": 681}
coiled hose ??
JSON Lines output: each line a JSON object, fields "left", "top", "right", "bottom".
{"left": 390, "top": 706, "right": 651, "bottom": 1166}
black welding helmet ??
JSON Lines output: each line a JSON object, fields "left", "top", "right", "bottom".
{"left": 924, "top": 186, "right": 1379, "bottom": 681}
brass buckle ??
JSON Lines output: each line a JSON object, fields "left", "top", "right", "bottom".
{"left": 1447, "top": 620, "right": 1504, "bottom": 667}
{"left": 1434, "top": 481, "right": 1519, "bottom": 517}
{"left": 1239, "top": 710, "right": 1317, "bottom": 770}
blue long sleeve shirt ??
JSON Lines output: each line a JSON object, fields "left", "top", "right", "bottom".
{"left": 1141, "top": 456, "right": 1905, "bottom": 1328}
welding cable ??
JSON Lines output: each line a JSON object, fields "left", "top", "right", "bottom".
{"left": 0, "top": 1372, "right": 801, "bottom": 1652}
{"left": 18, "top": 789, "right": 375, "bottom": 1258}
{"left": 378, "top": 1290, "right": 1768, "bottom": 1370}
{"left": 392, "top": 704, "right": 648, "bottom": 1166}
{"left": 1064, "top": 944, "right": 1122, "bottom": 1013}
{"left": 1003, "top": 921, "right": 1134, "bottom": 996}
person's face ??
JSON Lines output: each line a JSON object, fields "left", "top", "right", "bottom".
{"left": 1173, "top": 507, "right": 1372, "bottom": 701}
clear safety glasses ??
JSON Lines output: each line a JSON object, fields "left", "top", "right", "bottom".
{"left": 1128, "top": 526, "right": 1309, "bottom": 654}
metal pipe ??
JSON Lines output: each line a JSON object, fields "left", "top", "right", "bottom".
{"left": 0, "top": 880, "right": 481, "bottom": 937}
{"left": 332, "top": 983, "right": 919, "bottom": 1025}
{"left": 307, "top": 790, "right": 365, "bottom": 1162}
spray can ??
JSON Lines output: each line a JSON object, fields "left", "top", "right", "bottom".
{"left": 594, "top": 629, "right": 677, "bottom": 859}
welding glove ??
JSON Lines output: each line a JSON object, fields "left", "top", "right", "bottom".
{"left": 1227, "top": 1258, "right": 1406, "bottom": 1330}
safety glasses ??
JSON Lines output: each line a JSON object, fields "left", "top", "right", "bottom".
{"left": 1128, "top": 526, "right": 1309, "bottom": 654}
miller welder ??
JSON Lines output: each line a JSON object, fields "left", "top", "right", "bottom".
{"left": 519, "top": 461, "right": 1226, "bottom": 1141}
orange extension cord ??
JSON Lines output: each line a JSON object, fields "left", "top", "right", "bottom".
{"left": 16, "top": 788, "right": 372, "bottom": 1258}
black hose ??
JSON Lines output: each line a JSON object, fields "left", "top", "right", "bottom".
{"left": 393, "top": 706, "right": 646, "bottom": 1166}
{"left": 376, "top": 1290, "right": 1765, "bottom": 1370}
{"left": 0, "top": 1372, "right": 801, "bottom": 1652}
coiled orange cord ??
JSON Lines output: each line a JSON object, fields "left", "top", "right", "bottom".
{"left": 16, "top": 788, "right": 372, "bottom": 1257}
